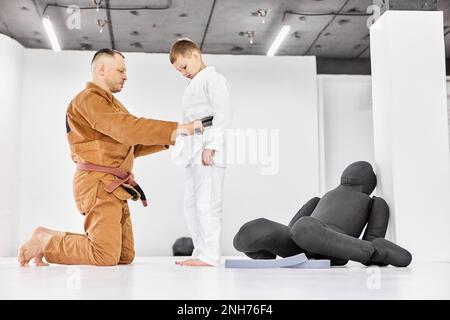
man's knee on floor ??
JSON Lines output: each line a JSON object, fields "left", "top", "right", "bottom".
{"left": 119, "top": 251, "right": 135, "bottom": 265}
{"left": 92, "top": 245, "right": 121, "bottom": 266}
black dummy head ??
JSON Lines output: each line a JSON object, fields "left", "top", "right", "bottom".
{"left": 340, "top": 161, "right": 377, "bottom": 195}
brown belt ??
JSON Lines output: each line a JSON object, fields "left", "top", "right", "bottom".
{"left": 76, "top": 163, "right": 148, "bottom": 207}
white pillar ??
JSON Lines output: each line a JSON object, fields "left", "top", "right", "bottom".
{"left": 370, "top": 11, "right": 450, "bottom": 261}
{"left": 0, "top": 34, "right": 24, "bottom": 256}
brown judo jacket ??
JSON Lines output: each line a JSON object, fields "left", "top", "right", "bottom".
{"left": 66, "top": 82, "right": 178, "bottom": 214}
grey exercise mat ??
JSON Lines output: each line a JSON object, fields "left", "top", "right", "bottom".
{"left": 225, "top": 253, "right": 308, "bottom": 269}
{"left": 286, "top": 259, "right": 331, "bottom": 269}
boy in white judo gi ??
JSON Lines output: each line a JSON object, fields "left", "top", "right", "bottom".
{"left": 170, "top": 38, "right": 232, "bottom": 266}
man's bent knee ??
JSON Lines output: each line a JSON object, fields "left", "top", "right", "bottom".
{"left": 92, "top": 247, "right": 121, "bottom": 266}
{"left": 119, "top": 251, "right": 135, "bottom": 265}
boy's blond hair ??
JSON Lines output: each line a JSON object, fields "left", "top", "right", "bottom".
{"left": 170, "top": 38, "right": 201, "bottom": 64}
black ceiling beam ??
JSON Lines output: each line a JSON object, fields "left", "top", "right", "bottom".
{"left": 304, "top": 0, "right": 351, "bottom": 56}
{"left": 105, "top": 0, "right": 115, "bottom": 49}
{"left": 200, "top": 0, "right": 217, "bottom": 51}
{"left": 41, "top": 1, "right": 173, "bottom": 16}
{"left": 355, "top": 45, "right": 370, "bottom": 59}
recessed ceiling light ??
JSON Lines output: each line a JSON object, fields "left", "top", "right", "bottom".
{"left": 267, "top": 25, "right": 290, "bottom": 57}
{"left": 42, "top": 16, "right": 61, "bottom": 52}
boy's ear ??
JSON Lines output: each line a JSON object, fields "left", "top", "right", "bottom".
{"left": 192, "top": 50, "right": 200, "bottom": 60}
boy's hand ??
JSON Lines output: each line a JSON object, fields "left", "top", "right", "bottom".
{"left": 202, "top": 149, "right": 215, "bottom": 166}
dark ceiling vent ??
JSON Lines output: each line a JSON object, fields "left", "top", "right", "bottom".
{"left": 179, "top": 13, "right": 189, "bottom": 17}
{"left": 338, "top": 19, "right": 350, "bottom": 26}
{"left": 298, "top": 16, "right": 306, "bottom": 21}
{"left": 131, "top": 31, "right": 139, "bottom": 36}
{"left": 131, "top": 42, "right": 143, "bottom": 49}
{"left": 130, "top": 11, "right": 139, "bottom": 16}
{"left": 315, "top": 44, "right": 322, "bottom": 49}
{"left": 81, "top": 43, "right": 93, "bottom": 50}
{"left": 174, "top": 33, "right": 183, "bottom": 37}
{"left": 324, "top": 32, "right": 331, "bottom": 36}
{"left": 82, "top": 36, "right": 89, "bottom": 40}
{"left": 20, "top": 6, "right": 30, "bottom": 11}
{"left": 292, "top": 31, "right": 301, "bottom": 39}
{"left": 347, "top": 7, "right": 362, "bottom": 13}
{"left": 231, "top": 46, "right": 243, "bottom": 52}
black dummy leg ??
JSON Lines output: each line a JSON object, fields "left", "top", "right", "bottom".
{"left": 306, "top": 252, "right": 349, "bottom": 266}
{"left": 361, "top": 197, "right": 412, "bottom": 267}
{"left": 233, "top": 218, "right": 303, "bottom": 259}
{"left": 291, "top": 216, "right": 375, "bottom": 264}
{"left": 244, "top": 250, "right": 277, "bottom": 260}
{"left": 369, "top": 238, "right": 412, "bottom": 267}
{"left": 362, "top": 197, "right": 390, "bottom": 241}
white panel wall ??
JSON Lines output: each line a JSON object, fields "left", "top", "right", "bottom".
{"left": 447, "top": 80, "right": 450, "bottom": 146}
{"left": 370, "top": 11, "right": 450, "bottom": 261}
{"left": 7, "top": 34, "right": 449, "bottom": 260}
{"left": 17, "top": 50, "right": 319, "bottom": 256}
{"left": 0, "top": 34, "right": 24, "bottom": 256}
{"left": 318, "top": 75, "right": 375, "bottom": 193}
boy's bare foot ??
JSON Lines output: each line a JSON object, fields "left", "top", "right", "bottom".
{"left": 175, "top": 259, "right": 213, "bottom": 267}
{"left": 175, "top": 259, "right": 193, "bottom": 265}
{"left": 18, "top": 227, "right": 59, "bottom": 267}
{"left": 175, "top": 259, "right": 201, "bottom": 265}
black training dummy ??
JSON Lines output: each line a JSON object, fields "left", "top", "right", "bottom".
{"left": 233, "top": 161, "right": 412, "bottom": 267}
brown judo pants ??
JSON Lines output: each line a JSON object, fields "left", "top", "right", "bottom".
{"left": 43, "top": 184, "right": 135, "bottom": 266}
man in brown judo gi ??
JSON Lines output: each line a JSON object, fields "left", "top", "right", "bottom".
{"left": 18, "top": 48, "right": 203, "bottom": 266}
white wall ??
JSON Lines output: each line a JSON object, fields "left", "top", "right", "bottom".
{"left": 17, "top": 50, "right": 319, "bottom": 256}
{"left": 447, "top": 80, "right": 450, "bottom": 146}
{"left": 370, "top": 11, "right": 450, "bottom": 261}
{"left": 318, "top": 75, "right": 375, "bottom": 193}
{"left": 0, "top": 34, "right": 24, "bottom": 256}
{"left": 9, "top": 40, "right": 450, "bottom": 260}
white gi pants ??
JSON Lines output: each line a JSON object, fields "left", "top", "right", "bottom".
{"left": 184, "top": 151, "right": 225, "bottom": 266}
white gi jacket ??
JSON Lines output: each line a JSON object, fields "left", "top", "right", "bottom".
{"left": 174, "top": 66, "right": 232, "bottom": 167}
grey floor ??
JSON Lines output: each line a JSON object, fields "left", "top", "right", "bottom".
{"left": 1, "top": 257, "right": 449, "bottom": 299}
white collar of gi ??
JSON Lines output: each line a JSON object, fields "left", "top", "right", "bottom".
{"left": 193, "top": 66, "right": 215, "bottom": 80}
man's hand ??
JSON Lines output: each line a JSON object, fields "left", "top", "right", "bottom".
{"left": 177, "top": 120, "right": 203, "bottom": 136}
{"left": 202, "top": 149, "right": 215, "bottom": 166}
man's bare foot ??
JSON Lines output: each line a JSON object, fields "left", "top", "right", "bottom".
{"left": 18, "top": 227, "right": 56, "bottom": 267}
{"left": 175, "top": 259, "right": 213, "bottom": 267}
{"left": 34, "top": 253, "right": 49, "bottom": 267}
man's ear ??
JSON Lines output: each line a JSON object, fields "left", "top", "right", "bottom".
{"left": 98, "top": 63, "right": 105, "bottom": 76}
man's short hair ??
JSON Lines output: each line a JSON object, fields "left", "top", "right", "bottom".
{"left": 169, "top": 38, "right": 201, "bottom": 64}
{"left": 91, "top": 48, "right": 124, "bottom": 65}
